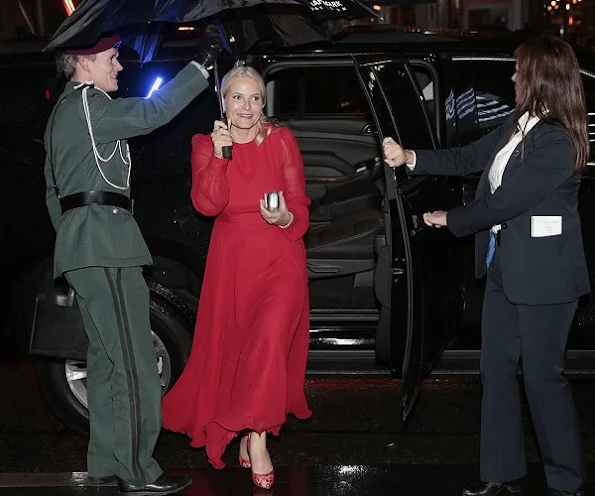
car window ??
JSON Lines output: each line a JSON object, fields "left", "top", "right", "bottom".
{"left": 267, "top": 65, "right": 371, "bottom": 117}
{"left": 411, "top": 64, "right": 437, "bottom": 132}
{"left": 119, "top": 59, "right": 218, "bottom": 170}
{"left": 580, "top": 69, "right": 595, "bottom": 165}
{"left": 462, "top": 58, "right": 515, "bottom": 135}
{"left": 368, "top": 62, "right": 435, "bottom": 150}
{"left": 0, "top": 53, "right": 217, "bottom": 173}
{"left": 0, "top": 59, "right": 58, "bottom": 169}
{"left": 455, "top": 57, "right": 595, "bottom": 166}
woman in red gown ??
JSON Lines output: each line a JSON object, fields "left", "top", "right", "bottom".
{"left": 162, "top": 65, "right": 312, "bottom": 489}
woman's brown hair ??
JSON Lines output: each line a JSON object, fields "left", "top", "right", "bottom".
{"left": 514, "top": 36, "right": 588, "bottom": 171}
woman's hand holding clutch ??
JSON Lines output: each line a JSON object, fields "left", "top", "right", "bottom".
{"left": 260, "top": 191, "right": 293, "bottom": 228}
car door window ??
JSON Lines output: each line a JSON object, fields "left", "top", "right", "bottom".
{"left": 457, "top": 57, "right": 595, "bottom": 164}
{"left": 369, "top": 62, "right": 435, "bottom": 150}
{"left": 580, "top": 69, "right": 595, "bottom": 165}
{"left": 268, "top": 65, "right": 371, "bottom": 117}
{"left": 410, "top": 64, "right": 437, "bottom": 136}
{"left": 453, "top": 57, "right": 515, "bottom": 139}
{"left": 0, "top": 60, "right": 57, "bottom": 169}
{"left": 121, "top": 58, "right": 217, "bottom": 171}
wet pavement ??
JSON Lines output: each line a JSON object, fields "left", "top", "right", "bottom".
{"left": 1, "top": 357, "right": 595, "bottom": 495}
{"left": 2, "top": 464, "right": 595, "bottom": 495}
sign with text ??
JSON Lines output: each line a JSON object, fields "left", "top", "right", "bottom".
{"left": 308, "top": 0, "right": 376, "bottom": 18}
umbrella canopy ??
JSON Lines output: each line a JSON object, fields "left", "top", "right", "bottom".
{"left": 218, "top": 4, "right": 353, "bottom": 58}
{"left": 45, "top": 0, "right": 378, "bottom": 62}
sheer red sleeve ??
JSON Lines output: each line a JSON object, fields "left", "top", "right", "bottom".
{"left": 277, "top": 127, "right": 310, "bottom": 241}
{"left": 189, "top": 134, "right": 230, "bottom": 216}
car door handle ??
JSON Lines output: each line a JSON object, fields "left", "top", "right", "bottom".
{"left": 361, "top": 124, "right": 377, "bottom": 135}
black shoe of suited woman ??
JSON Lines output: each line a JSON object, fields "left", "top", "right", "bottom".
{"left": 462, "top": 480, "right": 523, "bottom": 496}
{"left": 118, "top": 474, "right": 192, "bottom": 495}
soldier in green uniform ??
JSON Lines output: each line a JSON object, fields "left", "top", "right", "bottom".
{"left": 44, "top": 27, "right": 222, "bottom": 496}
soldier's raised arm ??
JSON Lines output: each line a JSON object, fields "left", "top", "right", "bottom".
{"left": 79, "top": 62, "right": 210, "bottom": 143}
{"left": 65, "top": 24, "right": 222, "bottom": 143}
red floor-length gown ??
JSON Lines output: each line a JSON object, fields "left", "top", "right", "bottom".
{"left": 162, "top": 124, "right": 312, "bottom": 468}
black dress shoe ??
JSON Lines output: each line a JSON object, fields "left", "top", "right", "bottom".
{"left": 548, "top": 489, "right": 585, "bottom": 496}
{"left": 118, "top": 474, "right": 192, "bottom": 495}
{"left": 463, "top": 481, "right": 523, "bottom": 496}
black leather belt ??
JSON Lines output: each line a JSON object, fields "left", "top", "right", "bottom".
{"left": 60, "top": 191, "right": 131, "bottom": 214}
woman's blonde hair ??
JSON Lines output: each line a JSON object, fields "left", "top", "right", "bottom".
{"left": 221, "top": 65, "right": 273, "bottom": 145}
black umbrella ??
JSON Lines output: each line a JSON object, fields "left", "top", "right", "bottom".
{"left": 45, "top": 0, "right": 379, "bottom": 61}
{"left": 218, "top": 4, "right": 353, "bottom": 59}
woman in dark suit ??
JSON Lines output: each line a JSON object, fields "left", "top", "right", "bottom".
{"left": 383, "top": 36, "right": 589, "bottom": 496}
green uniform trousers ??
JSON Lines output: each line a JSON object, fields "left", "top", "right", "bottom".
{"left": 65, "top": 266, "right": 163, "bottom": 486}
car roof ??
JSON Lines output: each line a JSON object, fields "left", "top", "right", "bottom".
{"left": 246, "top": 25, "right": 529, "bottom": 57}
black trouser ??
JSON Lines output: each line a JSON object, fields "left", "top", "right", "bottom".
{"left": 479, "top": 248, "right": 584, "bottom": 492}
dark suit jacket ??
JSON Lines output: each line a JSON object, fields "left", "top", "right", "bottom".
{"left": 412, "top": 115, "right": 590, "bottom": 305}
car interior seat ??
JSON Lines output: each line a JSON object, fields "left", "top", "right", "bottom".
{"left": 307, "top": 154, "right": 384, "bottom": 225}
{"left": 304, "top": 153, "right": 385, "bottom": 281}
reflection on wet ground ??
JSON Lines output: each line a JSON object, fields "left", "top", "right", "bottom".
{"left": 1, "top": 464, "right": 594, "bottom": 495}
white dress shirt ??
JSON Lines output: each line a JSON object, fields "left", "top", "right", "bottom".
{"left": 487, "top": 112, "right": 540, "bottom": 232}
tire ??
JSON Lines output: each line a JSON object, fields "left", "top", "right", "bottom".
{"left": 36, "top": 282, "right": 195, "bottom": 435}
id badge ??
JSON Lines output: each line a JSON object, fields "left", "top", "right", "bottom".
{"left": 530, "top": 216, "right": 562, "bottom": 237}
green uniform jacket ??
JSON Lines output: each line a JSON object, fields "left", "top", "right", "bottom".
{"left": 44, "top": 62, "right": 209, "bottom": 277}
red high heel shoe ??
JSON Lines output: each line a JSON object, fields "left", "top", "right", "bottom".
{"left": 247, "top": 433, "right": 275, "bottom": 490}
{"left": 252, "top": 469, "right": 275, "bottom": 490}
{"left": 239, "top": 435, "right": 251, "bottom": 468}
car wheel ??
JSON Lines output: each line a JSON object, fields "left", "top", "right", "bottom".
{"left": 36, "top": 282, "right": 194, "bottom": 435}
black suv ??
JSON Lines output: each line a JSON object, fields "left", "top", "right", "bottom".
{"left": 2, "top": 26, "right": 595, "bottom": 433}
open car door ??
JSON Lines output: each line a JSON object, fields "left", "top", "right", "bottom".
{"left": 354, "top": 56, "right": 465, "bottom": 423}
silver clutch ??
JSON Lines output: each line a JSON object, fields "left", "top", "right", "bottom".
{"left": 264, "top": 191, "right": 280, "bottom": 212}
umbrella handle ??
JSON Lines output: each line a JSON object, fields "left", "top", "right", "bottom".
{"left": 213, "top": 60, "right": 232, "bottom": 160}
